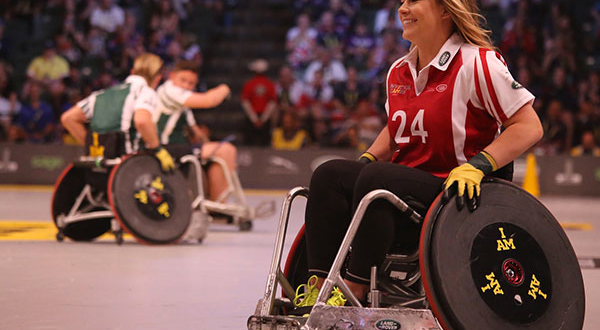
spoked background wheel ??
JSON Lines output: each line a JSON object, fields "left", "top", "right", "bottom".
{"left": 420, "top": 178, "right": 585, "bottom": 329}
{"left": 108, "top": 155, "right": 192, "bottom": 244}
{"left": 51, "top": 163, "right": 111, "bottom": 241}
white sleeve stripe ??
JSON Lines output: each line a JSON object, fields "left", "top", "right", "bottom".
{"left": 452, "top": 66, "right": 469, "bottom": 165}
{"left": 483, "top": 51, "right": 506, "bottom": 122}
{"left": 475, "top": 55, "right": 501, "bottom": 123}
{"left": 185, "top": 109, "right": 196, "bottom": 126}
{"left": 161, "top": 111, "right": 182, "bottom": 145}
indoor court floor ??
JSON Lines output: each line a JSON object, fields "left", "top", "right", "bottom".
{"left": 0, "top": 186, "right": 598, "bottom": 330}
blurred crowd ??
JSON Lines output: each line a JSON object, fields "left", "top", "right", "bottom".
{"left": 258, "top": 0, "right": 600, "bottom": 155}
{"left": 0, "top": 0, "right": 599, "bottom": 157}
{"left": 0, "top": 0, "right": 229, "bottom": 144}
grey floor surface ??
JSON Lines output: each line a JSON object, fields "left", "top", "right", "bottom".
{"left": 0, "top": 190, "right": 598, "bottom": 330}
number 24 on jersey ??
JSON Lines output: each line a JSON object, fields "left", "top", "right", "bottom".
{"left": 392, "top": 109, "right": 428, "bottom": 144}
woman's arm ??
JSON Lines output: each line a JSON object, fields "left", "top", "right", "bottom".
{"left": 483, "top": 102, "right": 543, "bottom": 167}
{"left": 365, "top": 126, "right": 396, "bottom": 162}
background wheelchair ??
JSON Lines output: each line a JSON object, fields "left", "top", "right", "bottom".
{"left": 52, "top": 132, "right": 193, "bottom": 244}
{"left": 248, "top": 178, "right": 585, "bottom": 330}
{"left": 176, "top": 142, "right": 275, "bottom": 235}
{"left": 52, "top": 133, "right": 273, "bottom": 244}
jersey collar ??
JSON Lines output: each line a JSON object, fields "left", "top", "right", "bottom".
{"left": 399, "top": 32, "right": 463, "bottom": 72}
{"left": 125, "top": 75, "right": 149, "bottom": 86}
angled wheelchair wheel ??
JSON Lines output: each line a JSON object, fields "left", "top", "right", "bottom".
{"left": 420, "top": 178, "right": 585, "bottom": 330}
{"left": 51, "top": 163, "right": 111, "bottom": 241}
{"left": 108, "top": 154, "right": 192, "bottom": 244}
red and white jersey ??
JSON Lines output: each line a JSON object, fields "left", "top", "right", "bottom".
{"left": 385, "top": 33, "right": 534, "bottom": 178}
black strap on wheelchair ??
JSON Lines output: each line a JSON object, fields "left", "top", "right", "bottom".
{"left": 84, "top": 131, "right": 126, "bottom": 159}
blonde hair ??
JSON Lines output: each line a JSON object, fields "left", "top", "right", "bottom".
{"left": 440, "top": 0, "right": 496, "bottom": 50}
{"left": 131, "top": 53, "right": 164, "bottom": 85}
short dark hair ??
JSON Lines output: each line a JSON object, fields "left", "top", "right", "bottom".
{"left": 173, "top": 60, "right": 199, "bottom": 74}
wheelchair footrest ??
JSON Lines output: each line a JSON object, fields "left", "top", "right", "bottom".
{"left": 306, "top": 305, "right": 440, "bottom": 330}
{"left": 247, "top": 315, "right": 305, "bottom": 330}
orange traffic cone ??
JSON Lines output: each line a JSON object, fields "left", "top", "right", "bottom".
{"left": 522, "top": 153, "right": 540, "bottom": 197}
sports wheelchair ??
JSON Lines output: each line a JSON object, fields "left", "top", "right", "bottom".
{"left": 52, "top": 132, "right": 273, "bottom": 244}
{"left": 248, "top": 178, "right": 585, "bottom": 330}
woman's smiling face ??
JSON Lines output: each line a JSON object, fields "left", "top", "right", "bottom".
{"left": 398, "top": 0, "right": 449, "bottom": 45}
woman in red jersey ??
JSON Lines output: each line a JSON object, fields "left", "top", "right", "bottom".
{"left": 292, "top": 0, "right": 543, "bottom": 308}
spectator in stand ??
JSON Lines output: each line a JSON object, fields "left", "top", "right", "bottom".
{"left": 345, "top": 21, "right": 376, "bottom": 71}
{"left": 85, "top": 27, "right": 108, "bottom": 58}
{"left": 304, "top": 47, "right": 347, "bottom": 85}
{"left": 286, "top": 13, "right": 318, "bottom": 72}
{"left": 353, "top": 98, "right": 384, "bottom": 149}
{"left": 0, "top": 92, "right": 19, "bottom": 142}
{"left": 541, "top": 37, "right": 577, "bottom": 79}
{"left": 294, "top": 0, "right": 329, "bottom": 21}
{"left": 272, "top": 111, "right": 309, "bottom": 150}
{"left": 26, "top": 41, "right": 69, "bottom": 87}
{"left": 46, "top": 80, "right": 68, "bottom": 121}
{"left": 148, "top": 30, "right": 171, "bottom": 60}
{"left": 583, "top": 71, "right": 600, "bottom": 107}
{"left": 90, "top": 0, "right": 125, "bottom": 34}
{"left": 570, "top": 131, "right": 600, "bottom": 156}
{"left": 241, "top": 59, "right": 277, "bottom": 146}
{"left": 150, "top": 0, "right": 180, "bottom": 38}
{"left": 500, "top": 14, "right": 536, "bottom": 60}
{"left": 298, "top": 69, "right": 334, "bottom": 144}
{"left": 92, "top": 71, "right": 118, "bottom": 90}
{"left": 374, "top": 0, "right": 402, "bottom": 36}
{"left": 55, "top": 33, "right": 82, "bottom": 65}
{"left": 543, "top": 66, "right": 578, "bottom": 113}
{"left": 539, "top": 99, "right": 571, "bottom": 155}
{"left": 366, "top": 29, "right": 407, "bottom": 81}
{"left": 328, "top": 0, "right": 357, "bottom": 36}
{"left": 330, "top": 122, "right": 359, "bottom": 149}
{"left": 181, "top": 33, "right": 203, "bottom": 68}
{"left": 316, "top": 11, "right": 345, "bottom": 58}
{"left": 11, "top": 82, "right": 56, "bottom": 143}
{"left": 275, "top": 65, "right": 304, "bottom": 115}
{"left": 573, "top": 100, "right": 599, "bottom": 146}
{"left": 331, "top": 66, "right": 368, "bottom": 116}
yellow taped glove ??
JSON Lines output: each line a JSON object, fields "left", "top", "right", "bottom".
{"left": 154, "top": 147, "right": 175, "bottom": 172}
{"left": 443, "top": 151, "right": 497, "bottom": 212}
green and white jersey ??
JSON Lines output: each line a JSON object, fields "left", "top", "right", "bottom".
{"left": 155, "top": 79, "right": 197, "bottom": 145}
{"left": 77, "top": 75, "right": 159, "bottom": 153}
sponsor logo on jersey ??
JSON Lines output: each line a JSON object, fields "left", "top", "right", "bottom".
{"left": 436, "top": 84, "right": 448, "bottom": 92}
{"left": 511, "top": 81, "right": 523, "bottom": 89}
{"left": 390, "top": 84, "right": 411, "bottom": 95}
{"left": 439, "top": 51, "right": 451, "bottom": 66}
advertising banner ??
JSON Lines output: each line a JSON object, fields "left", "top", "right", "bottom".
{"left": 0, "top": 143, "right": 84, "bottom": 185}
{"left": 0, "top": 143, "right": 598, "bottom": 196}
